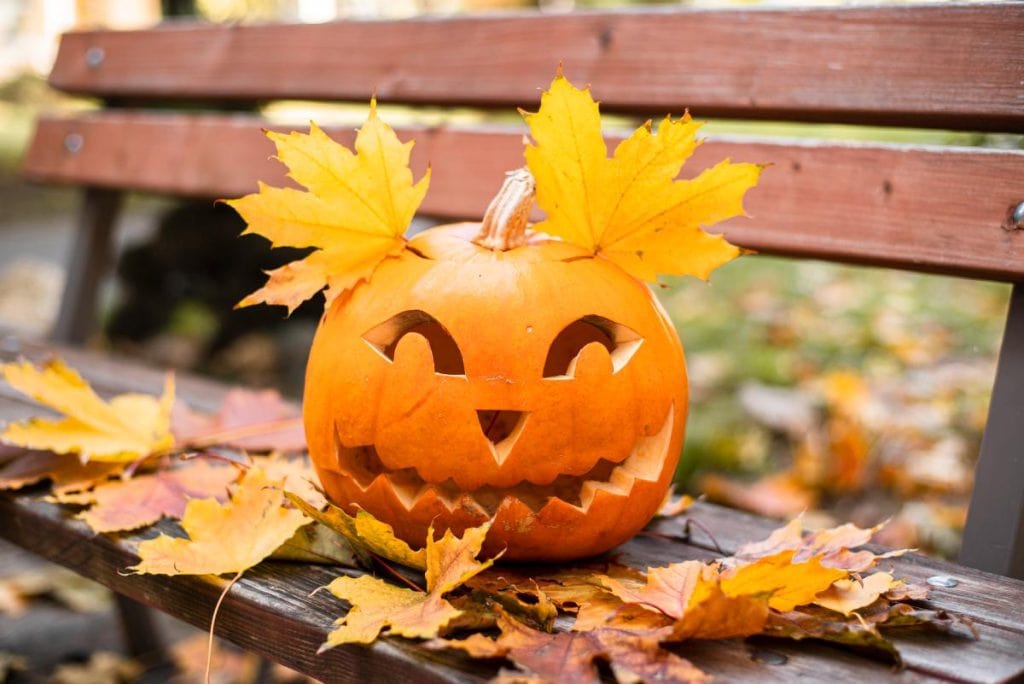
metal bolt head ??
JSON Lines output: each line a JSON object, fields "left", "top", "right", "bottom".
{"left": 926, "top": 575, "right": 959, "bottom": 588}
{"left": 63, "top": 133, "right": 84, "bottom": 154}
{"left": 1011, "top": 201, "right": 1024, "bottom": 229}
{"left": 84, "top": 46, "right": 105, "bottom": 68}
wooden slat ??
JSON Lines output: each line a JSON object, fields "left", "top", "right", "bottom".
{"left": 48, "top": 4, "right": 1024, "bottom": 131}
{"left": 1, "top": 339, "right": 1024, "bottom": 682}
{"left": 0, "top": 494, "right": 945, "bottom": 683}
{"left": 22, "top": 112, "right": 1024, "bottom": 281}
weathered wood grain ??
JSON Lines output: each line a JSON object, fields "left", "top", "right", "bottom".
{"left": 0, "top": 493, "right": 945, "bottom": 683}
{"left": 1, "top": 342, "right": 1024, "bottom": 682}
{"left": 22, "top": 113, "right": 1024, "bottom": 281}
{"left": 648, "top": 505, "right": 1024, "bottom": 636}
{"left": 48, "top": 4, "right": 1024, "bottom": 131}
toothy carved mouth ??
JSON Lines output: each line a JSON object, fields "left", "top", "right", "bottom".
{"left": 332, "top": 405, "right": 673, "bottom": 516}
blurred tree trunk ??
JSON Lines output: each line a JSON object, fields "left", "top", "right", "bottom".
{"left": 161, "top": 0, "right": 196, "bottom": 17}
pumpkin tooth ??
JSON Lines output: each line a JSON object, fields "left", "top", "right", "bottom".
{"left": 617, "top": 404, "right": 674, "bottom": 482}
{"left": 386, "top": 472, "right": 426, "bottom": 511}
{"left": 578, "top": 477, "right": 634, "bottom": 511}
{"left": 431, "top": 486, "right": 462, "bottom": 512}
{"left": 333, "top": 427, "right": 386, "bottom": 488}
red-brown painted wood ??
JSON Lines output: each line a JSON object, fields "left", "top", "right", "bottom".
{"left": 48, "top": 4, "right": 1024, "bottom": 131}
{"left": 22, "top": 113, "right": 1024, "bottom": 281}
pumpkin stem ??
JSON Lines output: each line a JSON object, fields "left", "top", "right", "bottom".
{"left": 473, "top": 168, "right": 535, "bottom": 251}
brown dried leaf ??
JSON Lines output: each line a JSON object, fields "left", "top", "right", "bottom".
{"left": 0, "top": 652, "right": 26, "bottom": 681}
{"left": 170, "top": 634, "right": 262, "bottom": 684}
{"left": 460, "top": 615, "right": 709, "bottom": 684}
{"left": 885, "top": 582, "right": 929, "bottom": 602}
{"left": 765, "top": 599, "right": 976, "bottom": 666}
{"left": 460, "top": 572, "right": 558, "bottom": 631}
{"left": 601, "top": 561, "right": 703, "bottom": 620}
{"left": 172, "top": 388, "right": 306, "bottom": 452}
{"left": 0, "top": 444, "right": 121, "bottom": 494}
{"left": 65, "top": 460, "right": 237, "bottom": 533}
{"left": 699, "top": 472, "right": 816, "bottom": 519}
{"left": 0, "top": 566, "right": 111, "bottom": 616}
{"left": 50, "top": 651, "right": 142, "bottom": 684}
{"left": 764, "top": 606, "right": 904, "bottom": 663}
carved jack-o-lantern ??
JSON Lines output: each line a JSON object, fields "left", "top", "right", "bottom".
{"left": 305, "top": 171, "right": 687, "bottom": 561}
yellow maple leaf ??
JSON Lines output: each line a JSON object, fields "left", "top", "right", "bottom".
{"left": 227, "top": 105, "right": 430, "bottom": 313}
{"left": 602, "top": 548, "right": 846, "bottom": 640}
{"left": 285, "top": 493, "right": 426, "bottom": 570}
{"left": 0, "top": 359, "right": 174, "bottom": 463}
{"left": 322, "top": 522, "right": 496, "bottom": 649}
{"left": 721, "top": 550, "right": 847, "bottom": 612}
{"left": 129, "top": 467, "right": 309, "bottom": 576}
{"left": 523, "top": 73, "right": 761, "bottom": 282}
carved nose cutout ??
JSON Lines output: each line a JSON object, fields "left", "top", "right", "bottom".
{"left": 476, "top": 410, "right": 528, "bottom": 465}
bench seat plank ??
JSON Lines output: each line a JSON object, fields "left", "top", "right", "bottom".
{"left": 1, "top": 339, "right": 1023, "bottom": 682}
{"left": 48, "top": 4, "right": 1024, "bottom": 131}
{"left": 23, "top": 113, "right": 1024, "bottom": 281}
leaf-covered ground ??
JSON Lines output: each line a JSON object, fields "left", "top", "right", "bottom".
{"left": 661, "top": 255, "right": 1011, "bottom": 558}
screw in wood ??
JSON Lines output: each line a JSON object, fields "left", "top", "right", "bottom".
{"left": 63, "top": 133, "right": 84, "bottom": 154}
{"left": 926, "top": 575, "right": 959, "bottom": 588}
{"left": 1011, "top": 201, "right": 1024, "bottom": 230}
{"left": 84, "top": 46, "right": 105, "bottom": 68}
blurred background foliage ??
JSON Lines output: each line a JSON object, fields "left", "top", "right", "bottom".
{"left": 0, "top": 0, "right": 1017, "bottom": 562}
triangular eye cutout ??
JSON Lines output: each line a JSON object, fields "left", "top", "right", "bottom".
{"left": 543, "top": 315, "right": 643, "bottom": 378}
{"left": 362, "top": 309, "right": 466, "bottom": 376}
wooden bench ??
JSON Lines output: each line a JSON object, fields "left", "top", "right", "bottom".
{"left": 5, "top": 3, "right": 1024, "bottom": 681}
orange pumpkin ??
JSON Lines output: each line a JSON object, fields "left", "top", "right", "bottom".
{"left": 304, "top": 170, "right": 688, "bottom": 561}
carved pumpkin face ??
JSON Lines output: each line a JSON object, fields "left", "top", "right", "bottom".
{"left": 304, "top": 223, "right": 688, "bottom": 560}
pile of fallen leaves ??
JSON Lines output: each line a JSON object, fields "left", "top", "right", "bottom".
{"left": 0, "top": 358, "right": 976, "bottom": 682}
{"left": 669, "top": 259, "right": 1007, "bottom": 557}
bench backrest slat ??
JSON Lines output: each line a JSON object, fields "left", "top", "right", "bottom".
{"left": 23, "top": 112, "right": 1024, "bottom": 281}
{"left": 50, "top": 3, "right": 1024, "bottom": 131}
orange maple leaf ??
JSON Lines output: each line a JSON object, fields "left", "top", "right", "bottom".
{"left": 433, "top": 614, "right": 709, "bottom": 684}
{"left": 0, "top": 445, "right": 121, "bottom": 495}
{"left": 171, "top": 388, "right": 305, "bottom": 453}
{"left": 56, "top": 459, "right": 238, "bottom": 533}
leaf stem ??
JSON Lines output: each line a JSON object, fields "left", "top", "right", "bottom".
{"left": 206, "top": 569, "right": 245, "bottom": 684}
{"left": 374, "top": 554, "right": 425, "bottom": 592}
